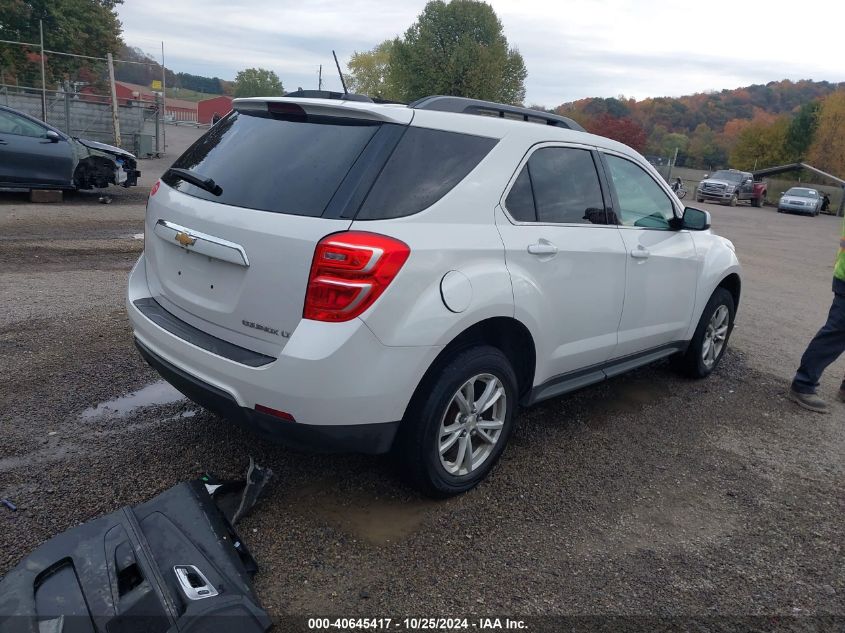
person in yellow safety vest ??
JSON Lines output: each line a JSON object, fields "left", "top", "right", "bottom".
{"left": 789, "top": 213, "right": 845, "bottom": 412}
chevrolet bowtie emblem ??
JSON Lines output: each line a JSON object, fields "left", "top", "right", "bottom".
{"left": 175, "top": 231, "right": 196, "bottom": 247}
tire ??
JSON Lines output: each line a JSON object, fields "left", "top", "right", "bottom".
{"left": 394, "top": 345, "right": 518, "bottom": 497}
{"left": 729, "top": 193, "right": 738, "bottom": 207}
{"left": 696, "top": 197, "right": 704, "bottom": 203}
{"left": 674, "top": 288, "right": 735, "bottom": 378}
{"left": 678, "top": 189, "right": 687, "bottom": 200}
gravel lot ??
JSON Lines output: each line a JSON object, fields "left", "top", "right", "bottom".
{"left": 1, "top": 127, "right": 843, "bottom": 625}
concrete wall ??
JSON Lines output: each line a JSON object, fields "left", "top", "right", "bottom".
{"left": 1, "top": 91, "right": 147, "bottom": 147}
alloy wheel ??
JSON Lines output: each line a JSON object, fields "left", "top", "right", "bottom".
{"left": 438, "top": 374, "right": 507, "bottom": 477}
{"left": 702, "top": 305, "right": 729, "bottom": 369}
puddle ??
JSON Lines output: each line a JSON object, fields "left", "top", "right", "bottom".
{"left": 289, "top": 482, "right": 439, "bottom": 545}
{"left": 81, "top": 381, "right": 186, "bottom": 420}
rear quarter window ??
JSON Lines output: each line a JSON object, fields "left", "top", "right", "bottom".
{"left": 355, "top": 127, "right": 498, "bottom": 220}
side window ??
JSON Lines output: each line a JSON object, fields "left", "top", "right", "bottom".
{"left": 604, "top": 154, "right": 676, "bottom": 229}
{"left": 504, "top": 147, "right": 607, "bottom": 225}
{"left": 0, "top": 110, "right": 48, "bottom": 138}
{"left": 504, "top": 166, "right": 535, "bottom": 221}
{"left": 356, "top": 127, "right": 497, "bottom": 220}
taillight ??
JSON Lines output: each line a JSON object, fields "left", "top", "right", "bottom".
{"left": 304, "top": 231, "right": 410, "bottom": 322}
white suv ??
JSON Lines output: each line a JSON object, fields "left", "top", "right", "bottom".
{"left": 127, "top": 94, "right": 741, "bottom": 496}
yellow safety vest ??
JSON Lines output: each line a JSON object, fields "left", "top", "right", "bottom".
{"left": 836, "top": 216, "right": 845, "bottom": 282}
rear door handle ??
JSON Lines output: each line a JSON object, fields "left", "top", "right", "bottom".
{"left": 630, "top": 247, "right": 650, "bottom": 259}
{"left": 0, "top": 139, "right": 7, "bottom": 145}
{"left": 527, "top": 241, "right": 558, "bottom": 255}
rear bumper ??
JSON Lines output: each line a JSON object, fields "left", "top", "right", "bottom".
{"left": 126, "top": 254, "right": 440, "bottom": 453}
{"left": 135, "top": 338, "right": 399, "bottom": 454}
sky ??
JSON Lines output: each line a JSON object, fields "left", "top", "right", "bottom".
{"left": 117, "top": 0, "right": 845, "bottom": 107}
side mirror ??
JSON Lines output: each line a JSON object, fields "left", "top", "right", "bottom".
{"left": 681, "top": 206, "right": 711, "bottom": 231}
{"left": 45, "top": 130, "right": 61, "bottom": 142}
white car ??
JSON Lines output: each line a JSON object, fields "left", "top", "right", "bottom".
{"left": 777, "top": 187, "right": 822, "bottom": 216}
{"left": 127, "top": 94, "right": 741, "bottom": 497}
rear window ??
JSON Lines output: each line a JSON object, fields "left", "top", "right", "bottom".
{"left": 355, "top": 127, "right": 498, "bottom": 220}
{"left": 162, "top": 110, "right": 381, "bottom": 216}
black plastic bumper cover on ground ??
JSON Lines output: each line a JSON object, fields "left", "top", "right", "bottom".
{"left": 135, "top": 338, "right": 400, "bottom": 454}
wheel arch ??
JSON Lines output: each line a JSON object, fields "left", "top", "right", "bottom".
{"left": 73, "top": 155, "right": 116, "bottom": 189}
{"left": 717, "top": 272, "right": 741, "bottom": 312}
{"left": 402, "top": 316, "right": 536, "bottom": 421}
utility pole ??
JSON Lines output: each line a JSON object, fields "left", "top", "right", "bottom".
{"left": 318, "top": 65, "right": 322, "bottom": 91}
{"left": 106, "top": 52, "right": 121, "bottom": 146}
{"left": 39, "top": 20, "right": 46, "bottom": 122}
{"left": 161, "top": 41, "right": 166, "bottom": 154}
{"left": 666, "top": 146, "right": 679, "bottom": 182}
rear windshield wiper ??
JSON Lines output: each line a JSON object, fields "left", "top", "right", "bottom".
{"left": 165, "top": 167, "right": 223, "bottom": 196}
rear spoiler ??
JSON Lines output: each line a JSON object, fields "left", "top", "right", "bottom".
{"left": 232, "top": 97, "right": 413, "bottom": 125}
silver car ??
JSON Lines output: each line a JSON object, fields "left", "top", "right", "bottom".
{"left": 777, "top": 187, "right": 822, "bottom": 216}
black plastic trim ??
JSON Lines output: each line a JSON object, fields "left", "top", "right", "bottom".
{"left": 135, "top": 339, "right": 400, "bottom": 455}
{"left": 133, "top": 298, "right": 275, "bottom": 367}
{"left": 523, "top": 342, "right": 687, "bottom": 406}
{"left": 323, "top": 122, "right": 406, "bottom": 219}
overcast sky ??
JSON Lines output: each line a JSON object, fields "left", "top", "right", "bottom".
{"left": 117, "top": 0, "right": 845, "bottom": 107}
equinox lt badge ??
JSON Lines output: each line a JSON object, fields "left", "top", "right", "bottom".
{"left": 243, "top": 319, "right": 289, "bottom": 338}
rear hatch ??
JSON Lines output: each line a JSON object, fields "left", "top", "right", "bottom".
{"left": 143, "top": 98, "right": 412, "bottom": 357}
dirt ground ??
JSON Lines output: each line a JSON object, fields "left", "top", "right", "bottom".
{"left": 1, "top": 125, "right": 843, "bottom": 627}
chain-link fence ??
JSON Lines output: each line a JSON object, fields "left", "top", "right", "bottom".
{"left": 0, "top": 82, "right": 161, "bottom": 154}
{"left": 1, "top": 28, "right": 165, "bottom": 157}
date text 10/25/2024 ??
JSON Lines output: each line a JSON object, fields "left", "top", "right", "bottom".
{"left": 307, "top": 618, "right": 528, "bottom": 631}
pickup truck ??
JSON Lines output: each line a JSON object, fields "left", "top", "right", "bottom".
{"left": 695, "top": 169, "right": 767, "bottom": 207}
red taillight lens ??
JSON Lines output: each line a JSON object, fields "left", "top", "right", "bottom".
{"left": 304, "top": 231, "right": 410, "bottom": 322}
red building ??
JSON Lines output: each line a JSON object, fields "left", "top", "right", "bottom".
{"left": 198, "top": 95, "right": 234, "bottom": 124}
{"left": 77, "top": 81, "right": 198, "bottom": 122}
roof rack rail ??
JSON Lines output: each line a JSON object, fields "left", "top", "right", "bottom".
{"left": 409, "top": 95, "right": 586, "bottom": 132}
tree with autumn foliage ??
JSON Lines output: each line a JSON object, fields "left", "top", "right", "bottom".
{"left": 688, "top": 124, "right": 727, "bottom": 169}
{"left": 586, "top": 114, "right": 647, "bottom": 153}
{"left": 729, "top": 117, "right": 791, "bottom": 171}
{"left": 807, "top": 90, "right": 845, "bottom": 176}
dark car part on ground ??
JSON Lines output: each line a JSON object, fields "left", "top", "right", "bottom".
{"left": 0, "top": 467, "right": 273, "bottom": 633}
{"left": 201, "top": 457, "right": 273, "bottom": 527}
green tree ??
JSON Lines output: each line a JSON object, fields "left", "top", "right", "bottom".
{"left": 389, "top": 0, "right": 527, "bottom": 104}
{"left": 0, "top": 0, "right": 123, "bottom": 87}
{"left": 729, "top": 117, "right": 790, "bottom": 171}
{"left": 808, "top": 90, "right": 845, "bottom": 176}
{"left": 662, "top": 132, "right": 690, "bottom": 156}
{"left": 233, "top": 68, "right": 283, "bottom": 98}
{"left": 785, "top": 101, "right": 821, "bottom": 160}
{"left": 346, "top": 40, "right": 400, "bottom": 100}
{"left": 688, "top": 123, "right": 727, "bottom": 169}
